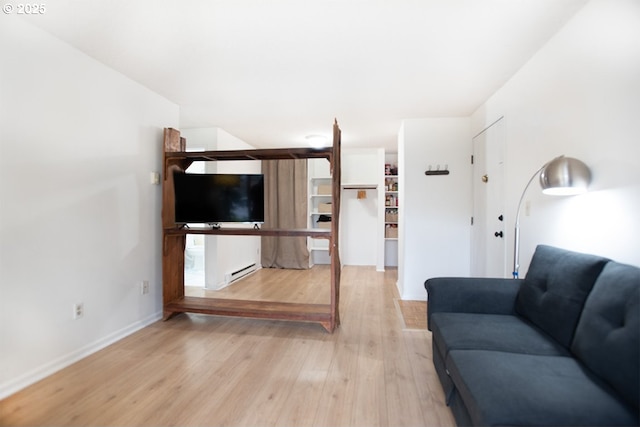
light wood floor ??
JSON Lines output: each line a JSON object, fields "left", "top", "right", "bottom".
{"left": 0, "top": 266, "right": 455, "bottom": 427}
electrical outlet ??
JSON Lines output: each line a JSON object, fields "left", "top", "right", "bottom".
{"left": 141, "top": 280, "right": 150, "bottom": 295}
{"left": 73, "top": 303, "right": 84, "bottom": 320}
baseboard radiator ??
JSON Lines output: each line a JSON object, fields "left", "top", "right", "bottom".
{"left": 224, "top": 263, "right": 258, "bottom": 286}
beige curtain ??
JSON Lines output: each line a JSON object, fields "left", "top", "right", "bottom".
{"left": 261, "top": 159, "right": 310, "bottom": 269}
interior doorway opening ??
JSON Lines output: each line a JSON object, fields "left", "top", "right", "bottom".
{"left": 184, "top": 154, "right": 206, "bottom": 287}
{"left": 185, "top": 234, "right": 205, "bottom": 287}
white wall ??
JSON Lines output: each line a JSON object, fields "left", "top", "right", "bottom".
{"left": 181, "top": 128, "right": 261, "bottom": 289}
{"left": 0, "top": 18, "right": 179, "bottom": 398}
{"left": 398, "top": 119, "right": 472, "bottom": 300}
{"left": 471, "top": 0, "right": 640, "bottom": 273}
{"left": 340, "top": 149, "right": 384, "bottom": 267}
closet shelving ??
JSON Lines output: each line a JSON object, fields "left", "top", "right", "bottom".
{"left": 161, "top": 121, "right": 342, "bottom": 332}
{"left": 308, "top": 176, "right": 333, "bottom": 261}
{"left": 383, "top": 156, "right": 400, "bottom": 268}
{"left": 384, "top": 174, "right": 399, "bottom": 240}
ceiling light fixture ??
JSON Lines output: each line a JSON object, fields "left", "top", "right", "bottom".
{"left": 305, "top": 134, "right": 328, "bottom": 148}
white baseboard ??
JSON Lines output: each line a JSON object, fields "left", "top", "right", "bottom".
{"left": 401, "top": 286, "right": 428, "bottom": 301}
{"left": 0, "top": 311, "right": 163, "bottom": 400}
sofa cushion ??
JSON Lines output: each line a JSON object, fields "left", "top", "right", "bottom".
{"left": 432, "top": 340, "right": 457, "bottom": 404}
{"left": 515, "top": 245, "right": 609, "bottom": 348}
{"left": 571, "top": 261, "right": 640, "bottom": 411}
{"left": 431, "top": 312, "right": 571, "bottom": 406}
{"left": 446, "top": 349, "right": 639, "bottom": 426}
{"left": 431, "top": 312, "right": 570, "bottom": 361}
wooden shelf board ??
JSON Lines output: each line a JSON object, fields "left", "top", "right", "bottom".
{"left": 164, "top": 297, "right": 333, "bottom": 328}
{"left": 165, "top": 227, "right": 331, "bottom": 238}
{"left": 166, "top": 147, "right": 332, "bottom": 162}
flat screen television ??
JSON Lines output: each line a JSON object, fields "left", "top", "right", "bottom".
{"left": 173, "top": 172, "right": 265, "bottom": 224}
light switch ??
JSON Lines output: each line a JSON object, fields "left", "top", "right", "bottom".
{"left": 150, "top": 172, "right": 161, "bottom": 185}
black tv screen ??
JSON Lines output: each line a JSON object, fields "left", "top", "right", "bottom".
{"left": 174, "top": 173, "right": 265, "bottom": 224}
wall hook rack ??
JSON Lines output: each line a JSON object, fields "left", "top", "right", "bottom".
{"left": 425, "top": 164, "right": 450, "bottom": 176}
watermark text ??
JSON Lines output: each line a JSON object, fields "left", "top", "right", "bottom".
{"left": 3, "top": 4, "right": 46, "bottom": 14}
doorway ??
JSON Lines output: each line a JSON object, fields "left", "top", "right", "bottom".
{"left": 471, "top": 117, "right": 507, "bottom": 277}
{"left": 184, "top": 157, "right": 206, "bottom": 287}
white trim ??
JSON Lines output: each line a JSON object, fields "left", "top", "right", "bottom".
{"left": 401, "top": 289, "right": 429, "bottom": 302}
{"left": 0, "top": 311, "right": 162, "bottom": 400}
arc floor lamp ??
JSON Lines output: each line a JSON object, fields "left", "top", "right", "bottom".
{"left": 512, "top": 155, "right": 592, "bottom": 278}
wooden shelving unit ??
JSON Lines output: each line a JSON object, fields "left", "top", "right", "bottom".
{"left": 161, "top": 121, "right": 342, "bottom": 332}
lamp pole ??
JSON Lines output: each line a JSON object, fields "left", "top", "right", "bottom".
{"left": 512, "top": 161, "right": 551, "bottom": 279}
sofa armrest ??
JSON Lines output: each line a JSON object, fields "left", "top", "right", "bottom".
{"left": 425, "top": 277, "right": 523, "bottom": 331}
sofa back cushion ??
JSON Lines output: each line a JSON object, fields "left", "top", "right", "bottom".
{"left": 515, "top": 245, "right": 609, "bottom": 348}
{"left": 571, "top": 261, "right": 639, "bottom": 410}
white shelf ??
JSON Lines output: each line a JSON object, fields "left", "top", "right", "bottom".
{"left": 308, "top": 159, "right": 333, "bottom": 266}
{"left": 384, "top": 158, "right": 399, "bottom": 268}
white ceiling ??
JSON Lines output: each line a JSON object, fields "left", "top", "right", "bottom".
{"left": 17, "top": 0, "right": 588, "bottom": 151}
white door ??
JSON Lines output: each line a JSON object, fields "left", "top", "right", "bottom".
{"left": 471, "top": 118, "right": 507, "bottom": 277}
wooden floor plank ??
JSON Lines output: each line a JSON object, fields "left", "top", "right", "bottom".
{"left": 0, "top": 266, "right": 455, "bottom": 427}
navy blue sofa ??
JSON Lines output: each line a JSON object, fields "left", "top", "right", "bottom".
{"left": 425, "top": 245, "right": 639, "bottom": 426}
